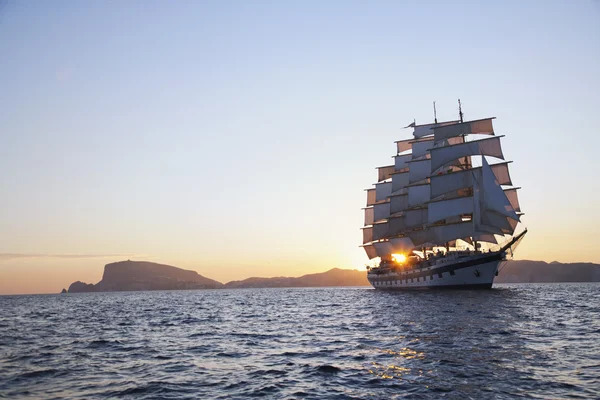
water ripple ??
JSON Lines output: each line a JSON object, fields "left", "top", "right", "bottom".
{"left": 0, "top": 284, "right": 599, "bottom": 398}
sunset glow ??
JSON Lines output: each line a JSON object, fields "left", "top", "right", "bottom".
{"left": 392, "top": 254, "right": 407, "bottom": 264}
{"left": 0, "top": 1, "right": 599, "bottom": 294}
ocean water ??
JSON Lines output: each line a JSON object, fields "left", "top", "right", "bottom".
{"left": 1, "top": 284, "right": 599, "bottom": 399}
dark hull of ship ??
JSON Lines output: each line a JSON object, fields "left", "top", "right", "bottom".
{"left": 367, "top": 252, "right": 504, "bottom": 290}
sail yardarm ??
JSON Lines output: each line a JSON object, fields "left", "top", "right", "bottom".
{"left": 428, "top": 196, "right": 473, "bottom": 224}
{"left": 430, "top": 135, "right": 505, "bottom": 172}
{"left": 433, "top": 117, "right": 495, "bottom": 142}
{"left": 377, "top": 165, "right": 395, "bottom": 182}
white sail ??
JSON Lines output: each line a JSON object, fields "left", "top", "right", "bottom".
{"left": 408, "top": 184, "right": 430, "bottom": 207}
{"left": 433, "top": 222, "right": 475, "bottom": 245}
{"left": 373, "top": 223, "right": 389, "bottom": 240}
{"left": 408, "top": 158, "right": 431, "bottom": 184}
{"left": 363, "top": 244, "right": 378, "bottom": 259}
{"left": 390, "top": 193, "right": 409, "bottom": 214}
{"left": 474, "top": 233, "right": 498, "bottom": 244}
{"left": 407, "top": 229, "right": 431, "bottom": 247}
{"left": 481, "top": 157, "right": 519, "bottom": 221}
{"left": 430, "top": 136, "right": 505, "bottom": 172}
{"left": 480, "top": 210, "right": 516, "bottom": 235}
{"left": 412, "top": 120, "right": 460, "bottom": 138}
{"left": 363, "top": 111, "right": 524, "bottom": 271}
{"left": 392, "top": 171, "right": 410, "bottom": 192}
{"left": 503, "top": 188, "right": 521, "bottom": 213}
{"left": 394, "top": 154, "right": 412, "bottom": 171}
{"left": 375, "top": 181, "right": 392, "bottom": 202}
{"left": 366, "top": 188, "right": 377, "bottom": 206}
{"left": 412, "top": 139, "right": 434, "bottom": 159}
{"left": 396, "top": 137, "right": 431, "bottom": 154}
{"left": 364, "top": 207, "right": 374, "bottom": 226}
{"left": 387, "top": 216, "right": 406, "bottom": 236}
{"left": 433, "top": 118, "right": 495, "bottom": 142}
{"left": 389, "top": 237, "right": 414, "bottom": 253}
{"left": 362, "top": 227, "right": 373, "bottom": 244}
{"left": 373, "top": 241, "right": 393, "bottom": 257}
{"left": 374, "top": 202, "right": 391, "bottom": 222}
{"left": 430, "top": 161, "right": 512, "bottom": 198}
{"left": 405, "top": 208, "right": 428, "bottom": 228}
{"left": 428, "top": 196, "right": 473, "bottom": 224}
{"left": 377, "top": 165, "right": 395, "bottom": 182}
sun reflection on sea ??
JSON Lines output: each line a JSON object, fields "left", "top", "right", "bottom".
{"left": 366, "top": 346, "right": 427, "bottom": 380}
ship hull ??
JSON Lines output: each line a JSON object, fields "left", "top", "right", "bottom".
{"left": 367, "top": 252, "right": 503, "bottom": 290}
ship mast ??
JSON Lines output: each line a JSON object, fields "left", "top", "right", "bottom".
{"left": 361, "top": 103, "right": 521, "bottom": 263}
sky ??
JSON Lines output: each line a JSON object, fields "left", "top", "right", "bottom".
{"left": 1, "top": 1, "right": 599, "bottom": 294}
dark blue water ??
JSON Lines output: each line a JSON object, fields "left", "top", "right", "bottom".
{"left": 1, "top": 284, "right": 599, "bottom": 399}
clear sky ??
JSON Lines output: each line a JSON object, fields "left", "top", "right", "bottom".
{"left": 1, "top": 1, "right": 599, "bottom": 294}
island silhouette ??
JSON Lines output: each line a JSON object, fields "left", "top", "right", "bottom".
{"left": 64, "top": 259, "right": 600, "bottom": 293}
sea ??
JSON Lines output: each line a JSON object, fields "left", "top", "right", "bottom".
{"left": 1, "top": 284, "right": 599, "bottom": 399}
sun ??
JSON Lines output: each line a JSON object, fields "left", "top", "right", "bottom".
{"left": 391, "top": 254, "right": 406, "bottom": 263}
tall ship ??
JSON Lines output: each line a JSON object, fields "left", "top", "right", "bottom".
{"left": 363, "top": 101, "right": 527, "bottom": 289}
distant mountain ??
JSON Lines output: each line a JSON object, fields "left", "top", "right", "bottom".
{"left": 496, "top": 260, "right": 600, "bottom": 283}
{"left": 65, "top": 259, "right": 600, "bottom": 293}
{"left": 67, "top": 260, "right": 223, "bottom": 293}
{"left": 224, "top": 268, "right": 370, "bottom": 288}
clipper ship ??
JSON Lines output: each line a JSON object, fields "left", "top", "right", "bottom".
{"left": 363, "top": 101, "right": 527, "bottom": 289}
